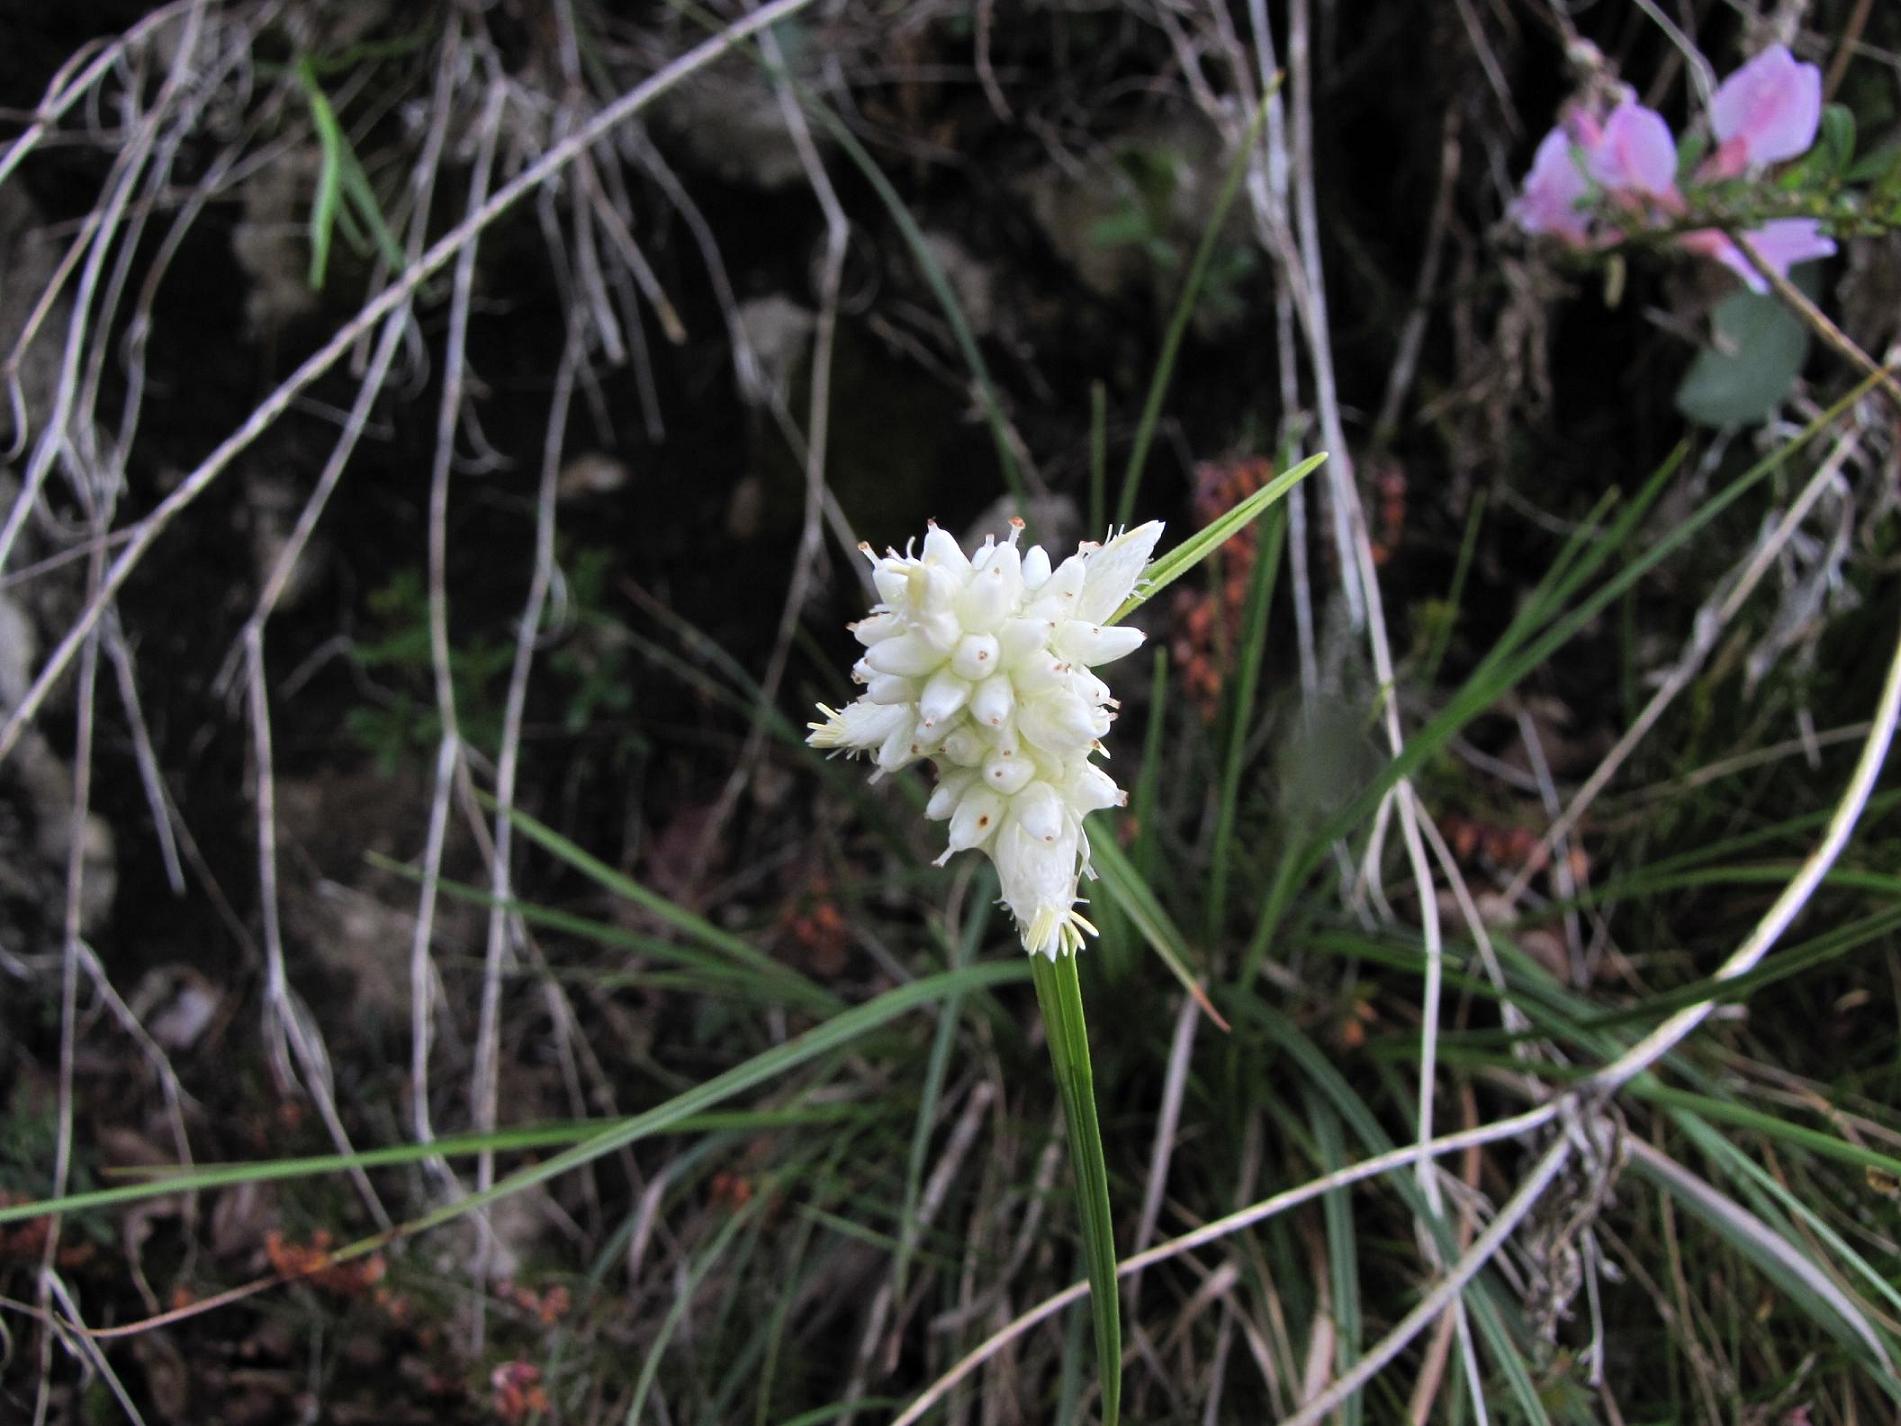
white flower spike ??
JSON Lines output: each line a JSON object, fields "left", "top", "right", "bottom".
{"left": 810, "top": 519, "right": 1163, "bottom": 958}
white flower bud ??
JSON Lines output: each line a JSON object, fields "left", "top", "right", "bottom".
{"left": 969, "top": 674, "right": 1014, "bottom": 728}
{"left": 1012, "top": 781, "right": 1065, "bottom": 844}
{"left": 1053, "top": 620, "right": 1145, "bottom": 668}
{"left": 917, "top": 668, "right": 972, "bottom": 729}
{"left": 867, "top": 674, "right": 915, "bottom": 705}
{"left": 925, "top": 771, "right": 971, "bottom": 821}
{"left": 950, "top": 633, "right": 1000, "bottom": 680}
{"left": 945, "top": 785, "right": 1004, "bottom": 855}
{"left": 1010, "top": 653, "right": 1068, "bottom": 698}
{"left": 874, "top": 718, "right": 922, "bottom": 773}
{"left": 982, "top": 751, "right": 1035, "bottom": 796}
{"left": 872, "top": 563, "right": 909, "bottom": 606}
{"left": 907, "top": 561, "right": 964, "bottom": 616}
{"left": 866, "top": 631, "right": 944, "bottom": 677}
{"left": 1021, "top": 544, "right": 1052, "bottom": 589}
{"left": 1025, "top": 556, "right": 1085, "bottom": 622}
{"left": 1071, "top": 668, "right": 1113, "bottom": 707}
{"left": 939, "top": 725, "right": 986, "bottom": 766}
{"left": 922, "top": 522, "right": 973, "bottom": 575}
{"left": 852, "top": 612, "right": 904, "bottom": 646}
{"left": 997, "top": 616, "right": 1051, "bottom": 666}
{"left": 807, "top": 699, "right": 909, "bottom": 751}
{"left": 1019, "top": 690, "right": 1108, "bottom": 754}
{"left": 955, "top": 544, "right": 1021, "bottom": 632}
{"left": 1062, "top": 761, "right": 1125, "bottom": 814}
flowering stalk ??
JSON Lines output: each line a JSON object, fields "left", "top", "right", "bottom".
{"left": 809, "top": 518, "right": 1163, "bottom": 959}
{"left": 809, "top": 517, "right": 1164, "bottom": 1423}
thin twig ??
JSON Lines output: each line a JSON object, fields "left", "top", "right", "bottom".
{"left": 1276, "top": 1136, "right": 1576, "bottom": 1426}
{"left": 0, "top": 0, "right": 827, "bottom": 768}
{"left": 1500, "top": 432, "right": 1859, "bottom": 908}
{"left": 1586, "top": 613, "right": 1901, "bottom": 1098}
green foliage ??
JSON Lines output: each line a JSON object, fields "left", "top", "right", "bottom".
{"left": 345, "top": 548, "right": 637, "bottom": 770}
{"left": 1675, "top": 286, "right": 1812, "bottom": 427}
{"left": 296, "top": 57, "right": 406, "bottom": 291}
{"left": 344, "top": 568, "right": 511, "bottom": 768}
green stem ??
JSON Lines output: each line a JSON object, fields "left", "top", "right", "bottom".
{"left": 1031, "top": 952, "right": 1121, "bottom": 1424}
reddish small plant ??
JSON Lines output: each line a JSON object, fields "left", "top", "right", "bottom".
{"left": 264, "top": 1229, "right": 386, "bottom": 1296}
{"left": 490, "top": 1361, "right": 550, "bottom": 1424}
{"left": 1170, "top": 456, "right": 1275, "bottom": 720}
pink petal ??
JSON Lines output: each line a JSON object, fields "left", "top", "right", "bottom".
{"left": 1588, "top": 101, "right": 1679, "bottom": 198}
{"left": 1512, "top": 127, "right": 1593, "bottom": 244}
{"left": 1692, "top": 218, "right": 1836, "bottom": 293}
{"left": 1710, "top": 45, "right": 1822, "bottom": 168}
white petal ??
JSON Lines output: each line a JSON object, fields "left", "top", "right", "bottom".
{"left": 1077, "top": 520, "right": 1164, "bottom": 622}
{"left": 1012, "top": 781, "right": 1065, "bottom": 844}
{"left": 1019, "top": 690, "right": 1107, "bottom": 753}
{"left": 917, "top": 668, "right": 972, "bottom": 729}
{"left": 851, "top": 611, "right": 904, "bottom": 646}
{"left": 1053, "top": 620, "right": 1145, "bottom": 667}
{"left": 939, "top": 726, "right": 987, "bottom": 766}
{"left": 866, "top": 674, "right": 915, "bottom": 705}
{"left": 950, "top": 633, "right": 1001, "bottom": 681}
{"left": 1021, "top": 544, "right": 1052, "bottom": 589}
{"left": 865, "top": 632, "right": 943, "bottom": 677}
{"left": 955, "top": 547, "right": 1021, "bottom": 632}
{"left": 925, "top": 769, "right": 973, "bottom": 820}
{"left": 807, "top": 699, "right": 908, "bottom": 751}
{"left": 922, "top": 522, "right": 973, "bottom": 576}
{"left": 981, "top": 751, "right": 1035, "bottom": 796}
{"left": 946, "top": 784, "right": 1004, "bottom": 854}
{"left": 969, "top": 674, "right": 1014, "bottom": 729}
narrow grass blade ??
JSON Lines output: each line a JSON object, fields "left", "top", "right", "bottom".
{"left": 1112, "top": 452, "right": 1327, "bottom": 625}
{"left": 2, "top": 965, "right": 1025, "bottom": 1245}
{"left": 627, "top": 1194, "right": 763, "bottom": 1424}
{"left": 1250, "top": 366, "right": 1891, "bottom": 968}
{"left": 297, "top": 59, "right": 344, "bottom": 289}
{"left": 1090, "top": 834, "right": 1228, "bottom": 1029}
{"left": 1207, "top": 505, "right": 1283, "bottom": 938}
{"left": 895, "top": 885, "right": 991, "bottom": 1295}
{"left": 1115, "top": 99, "right": 1274, "bottom": 527}
{"left": 1032, "top": 952, "right": 1121, "bottom": 1425}
{"left": 0, "top": 1109, "right": 860, "bottom": 1225}
{"left": 1130, "top": 644, "right": 1169, "bottom": 887}
{"left": 1308, "top": 1094, "right": 1363, "bottom": 1426}
{"left": 489, "top": 797, "right": 839, "bottom": 1011}
{"left": 1629, "top": 1137, "right": 1899, "bottom": 1377}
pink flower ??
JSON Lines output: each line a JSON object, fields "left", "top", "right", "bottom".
{"left": 1678, "top": 218, "right": 1836, "bottom": 293}
{"left": 1707, "top": 44, "right": 1821, "bottom": 178}
{"left": 1589, "top": 101, "right": 1679, "bottom": 199}
{"left": 1512, "top": 127, "right": 1593, "bottom": 245}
